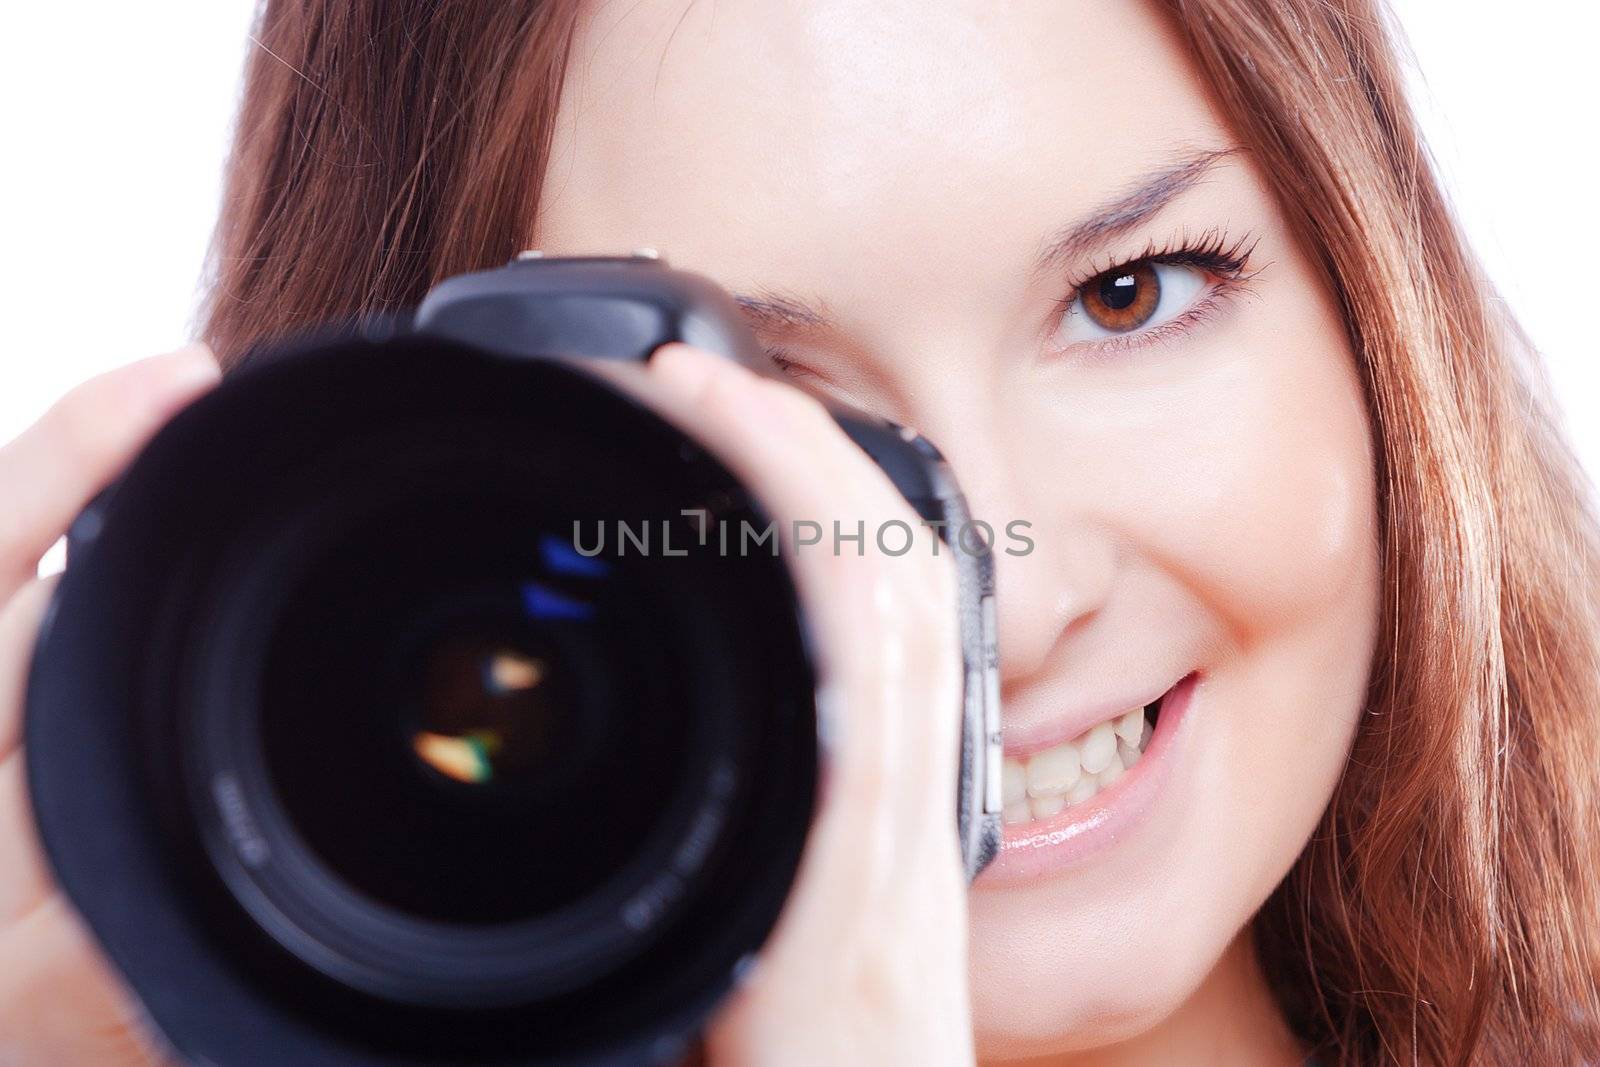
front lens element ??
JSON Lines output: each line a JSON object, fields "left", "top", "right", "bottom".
{"left": 413, "top": 634, "right": 566, "bottom": 787}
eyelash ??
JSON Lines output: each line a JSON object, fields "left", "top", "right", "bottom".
{"left": 765, "top": 347, "right": 807, "bottom": 378}
{"left": 1049, "top": 228, "right": 1262, "bottom": 356}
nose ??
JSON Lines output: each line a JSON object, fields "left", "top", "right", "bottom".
{"left": 969, "top": 464, "right": 1117, "bottom": 684}
{"left": 909, "top": 411, "right": 1118, "bottom": 686}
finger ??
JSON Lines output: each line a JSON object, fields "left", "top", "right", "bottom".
{"left": 0, "top": 578, "right": 60, "bottom": 928}
{"left": 643, "top": 345, "right": 963, "bottom": 851}
{"left": 646, "top": 345, "right": 960, "bottom": 695}
{"left": 0, "top": 895, "right": 171, "bottom": 1067}
{"left": 0, "top": 577, "right": 57, "bottom": 763}
{"left": 0, "top": 345, "right": 220, "bottom": 598}
{"left": 598, "top": 349, "right": 974, "bottom": 1067}
{"left": 0, "top": 749, "right": 51, "bottom": 926}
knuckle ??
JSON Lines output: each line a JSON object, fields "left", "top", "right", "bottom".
{"left": 842, "top": 944, "right": 917, "bottom": 1020}
{"left": 698, "top": 362, "right": 752, "bottom": 416}
{"left": 0, "top": 510, "right": 27, "bottom": 566}
{"left": 915, "top": 554, "right": 960, "bottom": 615}
{"left": 834, "top": 748, "right": 895, "bottom": 814}
{"left": 829, "top": 554, "right": 958, "bottom": 679}
{"left": 892, "top": 559, "right": 960, "bottom": 644}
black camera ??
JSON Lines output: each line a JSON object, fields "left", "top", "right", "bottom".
{"left": 25, "top": 253, "right": 1001, "bottom": 1066}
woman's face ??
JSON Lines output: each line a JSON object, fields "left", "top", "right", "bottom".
{"left": 537, "top": 0, "right": 1379, "bottom": 1056}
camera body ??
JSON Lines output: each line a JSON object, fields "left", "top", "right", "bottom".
{"left": 26, "top": 253, "right": 1001, "bottom": 1065}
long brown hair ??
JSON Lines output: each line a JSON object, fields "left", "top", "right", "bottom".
{"left": 1166, "top": 3, "right": 1600, "bottom": 1063}
{"left": 201, "top": 1, "right": 1600, "bottom": 1062}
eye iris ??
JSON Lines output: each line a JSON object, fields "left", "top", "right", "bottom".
{"left": 1083, "top": 263, "right": 1160, "bottom": 331}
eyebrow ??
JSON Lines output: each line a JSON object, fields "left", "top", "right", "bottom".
{"left": 729, "top": 146, "right": 1240, "bottom": 336}
{"left": 1028, "top": 146, "right": 1240, "bottom": 282}
{"left": 731, "top": 289, "right": 834, "bottom": 332}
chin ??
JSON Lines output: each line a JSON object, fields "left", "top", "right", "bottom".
{"left": 959, "top": 658, "right": 1355, "bottom": 1062}
{"left": 964, "top": 873, "right": 1224, "bottom": 1061}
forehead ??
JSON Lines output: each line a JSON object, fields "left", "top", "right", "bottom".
{"left": 537, "top": 0, "right": 1233, "bottom": 335}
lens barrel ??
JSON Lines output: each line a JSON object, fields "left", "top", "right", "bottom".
{"left": 26, "top": 334, "right": 820, "bottom": 1065}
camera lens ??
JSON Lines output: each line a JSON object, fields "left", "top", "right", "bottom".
{"left": 26, "top": 337, "right": 821, "bottom": 1063}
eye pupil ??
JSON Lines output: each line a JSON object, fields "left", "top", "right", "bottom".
{"left": 1099, "top": 273, "right": 1139, "bottom": 310}
{"left": 1081, "top": 262, "right": 1161, "bottom": 332}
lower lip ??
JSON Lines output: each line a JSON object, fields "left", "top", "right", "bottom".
{"left": 978, "top": 672, "right": 1199, "bottom": 887}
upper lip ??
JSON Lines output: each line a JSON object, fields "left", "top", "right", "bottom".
{"left": 1000, "top": 670, "right": 1187, "bottom": 758}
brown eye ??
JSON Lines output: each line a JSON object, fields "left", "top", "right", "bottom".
{"left": 1051, "top": 259, "right": 1211, "bottom": 350}
{"left": 1080, "top": 262, "right": 1161, "bottom": 332}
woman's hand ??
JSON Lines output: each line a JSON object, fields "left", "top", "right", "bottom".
{"left": 628, "top": 344, "right": 976, "bottom": 1067}
{"left": 0, "top": 345, "right": 220, "bottom": 1066}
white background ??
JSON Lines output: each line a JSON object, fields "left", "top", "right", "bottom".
{"left": 3, "top": 3, "right": 1597, "bottom": 481}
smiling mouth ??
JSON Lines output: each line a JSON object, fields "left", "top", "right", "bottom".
{"left": 1000, "top": 690, "right": 1167, "bottom": 825}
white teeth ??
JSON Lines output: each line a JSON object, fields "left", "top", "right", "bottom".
{"left": 1002, "top": 759, "right": 1028, "bottom": 807}
{"left": 1079, "top": 721, "right": 1118, "bottom": 775}
{"left": 1097, "top": 759, "right": 1124, "bottom": 789}
{"left": 1025, "top": 742, "right": 1081, "bottom": 798}
{"left": 1030, "top": 794, "right": 1066, "bottom": 820}
{"left": 1003, "top": 705, "right": 1157, "bottom": 826}
{"left": 1065, "top": 775, "right": 1099, "bottom": 804}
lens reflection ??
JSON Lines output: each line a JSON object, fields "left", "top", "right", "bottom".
{"left": 413, "top": 637, "right": 564, "bottom": 788}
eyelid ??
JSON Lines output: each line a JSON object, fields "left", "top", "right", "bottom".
{"left": 1042, "top": 228, "right": 1262, "bottom": 357}
{"left": 761, "top": 345, "right": 845, "bottom": 400}
{"left": 1056, "top": 284, "right": 1248, "bottom": 361}
{"left": 1053, "top": 228, "right": 1260, "bottom": 312}
{"left": 764, "top": 345, "right": 819, "bottom": 381}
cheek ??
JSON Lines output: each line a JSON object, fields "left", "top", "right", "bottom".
{"left": 1103, "top": 286, "right": 1383, "bottom": 869}
{"left": 969, "top": 284, "right": 1380, "bottom": 1054}
{"left": 1050, "top": 283, "right": 1381, "bottom": 649}
{"left": 1151, "top": 327, "right": 1378, "bottom": 644}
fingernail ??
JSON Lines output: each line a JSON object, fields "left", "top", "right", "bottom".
{"left": 146, "top": 343, "right": 221, "bottom": 400}
{"left": 128, "top": 343, "right": 222, "bottom": 420}
{"left": 158, "top": 342, "right": 222, "bottom": 389}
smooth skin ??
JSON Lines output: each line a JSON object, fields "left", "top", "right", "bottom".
{"left": 1, "top": 0, "right": 1380, "bottom": 1064}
